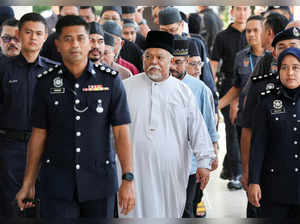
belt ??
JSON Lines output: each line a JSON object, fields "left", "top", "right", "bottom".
{"left": 0, "top": 129, "right": 32, "bottom": 142}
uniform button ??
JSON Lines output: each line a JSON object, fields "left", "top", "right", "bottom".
{"left": 76, "top": 147, "right": 81, "bottom": 153}
{"left": 46, "top": 159, "right": 50, "bottom": 163}
{"left": 295, "top": 154, "right": 298, "bottom": 159}
{"left": 76, "top": 116, "right": 80, "bottom": 121}
{"left": 270, "top": 169, "right": 274, "bottom": 172}
{"left": 97, "top": 99, "right": 102, "bottom": 103}
{"left": 75, "top": 99, "right": 80, "bottom": 104}
{"left": 76, "top": 164, "right": 80, "bottom": 170}
{"left": 76, "top": 131, "right": 81, "bottom": 137}
{"left": 275, "top": 117, "right": 279, "bottom": 121}
{"left": 294, "top": 141, "right": 298, "bottom": 145}
{"left": 294, "top": 127, "right": 298, "bottom": 131}
{"left": 295, "top": 168, "right": 299, "bottom": 172}
{"left": 75, "top": 83, "right": 80, "bottom": 89}
{"left": 105, "top": 160, "right": 110, "bottom": 164}
{"left": 292, "top": 102, "right": 296, "bottom": 106}
{"left": 293, "top": 114, "right": 297, "bottom": 118}
{"left": 54, "top": 101, "right": 59, "bottom": 106}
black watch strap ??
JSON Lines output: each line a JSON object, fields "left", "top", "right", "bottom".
{"left": 122, "top": 172, "right": 134, "bottom": 181}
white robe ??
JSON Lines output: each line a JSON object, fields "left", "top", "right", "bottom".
{"left": 118, "top": 73, "right": 215, "bottom": 218}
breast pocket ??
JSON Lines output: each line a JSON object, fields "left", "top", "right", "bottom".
{"left": 237, "top": 67, "right": 251, "bottom": 87}
{"left": 86, "top": 93, "right": 109, "bottom": 120}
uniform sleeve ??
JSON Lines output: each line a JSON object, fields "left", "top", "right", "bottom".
{"left": 211, "top": 32, "right": 223, "bottom": 61}
{"left": 31, "top": 80, "right": 48, "bottom": 129}
{"left": 109, "top": 75, "right": 131, "bottom": 126}
{"left": 187, "top": 92, "right": 216, "bottom": 169}
{"left": 249, "top": 100, "right": 269, "bottom": 184}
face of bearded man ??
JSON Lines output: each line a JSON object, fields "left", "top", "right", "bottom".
{"left": 143, "top": 48, "right": 172, "bottom": 82}
{"left": 88, "top": 33, "right": 105, "bottom": 63}
{"left": 0, "top": 25, "right": 21, "bottom": 57}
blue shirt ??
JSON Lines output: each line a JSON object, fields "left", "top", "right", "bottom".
{"left": 183, "top": 74, "right": 219, "bottom": 174}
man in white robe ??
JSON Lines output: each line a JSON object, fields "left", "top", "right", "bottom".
{"left": 118, "top": 31, "right": 216, "bottom": 218}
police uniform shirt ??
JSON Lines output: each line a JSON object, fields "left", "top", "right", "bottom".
{"left": 31, "top": 61, "right": 131, "bottom": 202}
{"left": 0, "top": 53, "right": 58, "bottom": 131}
{"left": 232, "top": 47, "right": 264, "bottom": 125}
{"left": 240, "top": 52, "right": 278, "bottom": 128}
{"left": 211, "top": 23, "right": 248, "bottom": 81}
{"left": 249, "top": 86, "right": 300, "bottom": 204}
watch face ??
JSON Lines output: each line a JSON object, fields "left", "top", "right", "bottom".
{"left": 123, "top": 172, "right": 134, "bottom": 181}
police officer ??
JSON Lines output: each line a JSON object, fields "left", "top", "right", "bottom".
{"left": 16, "top": 15, "right": 135, "bottom": 218}
{"left": 248, "top": 47, "right": 300, "bottom": 219}
{"left": 0, "top": 12, "right": 57, "bottom": 217}
{"left": 241, "top": 26, "right": 300, "bottom": 190}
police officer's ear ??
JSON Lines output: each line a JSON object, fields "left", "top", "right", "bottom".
{"left": 54, "top": 38, "right": 61, "bottom": 53}
{"left": 272, "top": 47, "right": 279, "bottom": 60}
{"left": 121, "top": 39, "right": 125, "bottom": 48}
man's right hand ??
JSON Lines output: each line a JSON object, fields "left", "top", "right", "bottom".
{"left": 16, "top": 184, "right": 36, "bottom": 211}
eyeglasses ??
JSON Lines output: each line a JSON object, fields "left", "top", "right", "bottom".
{"left": 1, "top": 35, "right": 19, "bottom": 43}
{"left": 280, "top": 64, "right": 300, "bottom": 72}
{"left": 188, "top": 61, "right": 204, "bottom": 67}
{"left": 174, "top": 59, "right": 186, "bottom": 66}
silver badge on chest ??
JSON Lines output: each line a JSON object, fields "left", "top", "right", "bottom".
{"left": 96, "top": 99, "right": 104, "bottom": 113}
{"left": 266, "top": 83, "right": 275, "bottom": 91}
{"left": 53, "top": 77, "right": 63, "bottom": 88}
{"left": 273, "top": 99, "right": 283, "bottom": 109}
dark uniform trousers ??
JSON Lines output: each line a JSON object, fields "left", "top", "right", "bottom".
{"left": 0, "top": 54, "right": 58, "bottom": 217}
{"left": 31, "top": 62, "right": 130, "bottom": 218}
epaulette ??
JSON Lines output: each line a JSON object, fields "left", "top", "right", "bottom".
{"left": 94, "top": 63, "right": 118, "bottom": 77}
{"left": 260, "top": 86, "right": 280, "bottom": 96}
{"left": 37, "top": 64, "right": 61, "bottom": 79}
{"left": 251, "top": 72, "right": 275, "bottom": 82}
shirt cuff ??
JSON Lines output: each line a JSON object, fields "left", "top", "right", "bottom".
{"left": 197, "top": 158, "right": 213, "bottom": 170}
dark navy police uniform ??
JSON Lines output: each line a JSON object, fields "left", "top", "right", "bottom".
{"left": 31, "top": 61, "right": 131, "bottom": 218}
{"left": 249, "top": 85, "right": 300, "bottom": 218}
{"left": 0, "top": 54, "right": 58, "bottom": 217}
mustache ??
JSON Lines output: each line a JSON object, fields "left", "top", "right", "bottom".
{"left": 8, "top": 45, "right": 18, "bottom": 50}
{"left": 147, "top": 65, "right": 161, "bottom": 72}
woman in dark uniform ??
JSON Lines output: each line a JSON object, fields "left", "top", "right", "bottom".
{"left": 248, "top": 47, "right": 300, "bottom": 219}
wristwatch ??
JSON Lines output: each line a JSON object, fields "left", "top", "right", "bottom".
{"left": 122, "top": 172, "right": 134, "bottom": 181}
{"left": 138, "top": 19, "right": 147, "bottom": 25}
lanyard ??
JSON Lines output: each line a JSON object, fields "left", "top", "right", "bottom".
{"left": 249, "top": 54, "right": 254, "bottom": 72}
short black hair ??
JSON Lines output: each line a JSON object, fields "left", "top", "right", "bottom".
{"left": 264, "top": 12, "right": 289, "bottom": 36}
{"left": 0, "top": 18, "right": 18, "bottom": 34}
{"left": 18, "top": 12, "right": 48, "bottom": 33}
{"left": 80, "top": 6, "right": 96, "bottom": 15}
{"left": 59, "top": 6, "right": 80, "bottom": 13}
{"left": 55, "top": 15, "right": 90, "bottom": 38}
{"left": 247, "top": 15, "right": 264, "bottom": 24}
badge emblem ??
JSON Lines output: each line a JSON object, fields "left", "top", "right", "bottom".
{"left": 266, "top": 83, "right": 275, "bottom": 91}
{"left": 96, "top": 99, "right": 104, "bottom": 113}
{"left": 293, "top": 27, "right": 300, "bottom": 37}
{"left": 273, "top": 100, "right": 283, "bottom": 110}
{"left": 53, "top": 77, "right": 63, "bottom": 88}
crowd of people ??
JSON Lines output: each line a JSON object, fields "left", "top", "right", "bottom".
{"left": 0, "top": 5, "right": 299, "bottom": 220}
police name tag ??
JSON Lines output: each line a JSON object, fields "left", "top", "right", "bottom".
{"left": 50, "top": 88, "right": 65, "bottom": 94}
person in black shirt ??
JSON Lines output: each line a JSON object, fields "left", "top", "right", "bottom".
{"left": 210, "top": 6, "right": 251, "bottom": 189}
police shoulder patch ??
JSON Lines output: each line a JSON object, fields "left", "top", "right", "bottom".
{"left": 94, "top": 63, "right": 118, "bottom": 77}
{"left": 260, "top": 88, "right": 277, "bottom": 97}
{"left": 251, "top": 72, "right": 274, "bottom": 82}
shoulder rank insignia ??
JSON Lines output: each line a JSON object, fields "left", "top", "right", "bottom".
{"left": 37, "top": 64, "right": 61, "bottom": 79}
{"left": 251, "top": 73, "right": 274, "bottom": 82}
{"left": 94, "top": 63, "right": 118, "bottom": 76}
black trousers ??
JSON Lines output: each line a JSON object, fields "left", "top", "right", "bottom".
{"left": 40, "top": 187, "right": 115, "bottom": 218}
{"left": 182, "top": 174, "right": 203, "bottom": 218}
{"left": 220, "top": 106, "right": 242, "bottom": 179}
{"left": 260, "top": 201, "right": 300, "bottom": 220}
{"left": 0, "top": 136, "right": 36, "bottom": 218}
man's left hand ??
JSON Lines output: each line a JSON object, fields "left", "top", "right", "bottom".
{"left": 118, "top": 181, "right": 136, "bottom": 215}
{"left": 196, "top": 168, "right": 210, "bottom": 190}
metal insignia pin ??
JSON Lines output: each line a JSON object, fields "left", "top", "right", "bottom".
{"left": 53, "top": 77, "right": 63, "bottom": 88}
{"left": 96, "top": 99, "right": 103, "bottom": 113}
{"left": 293, "top": 27, "right": 300, "bottom": 37}
{"left": 273, "top": 99, "right": 283, "bottom": 109}
{"left": 266, "top": 83, "right": 275, "bottom": 91}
